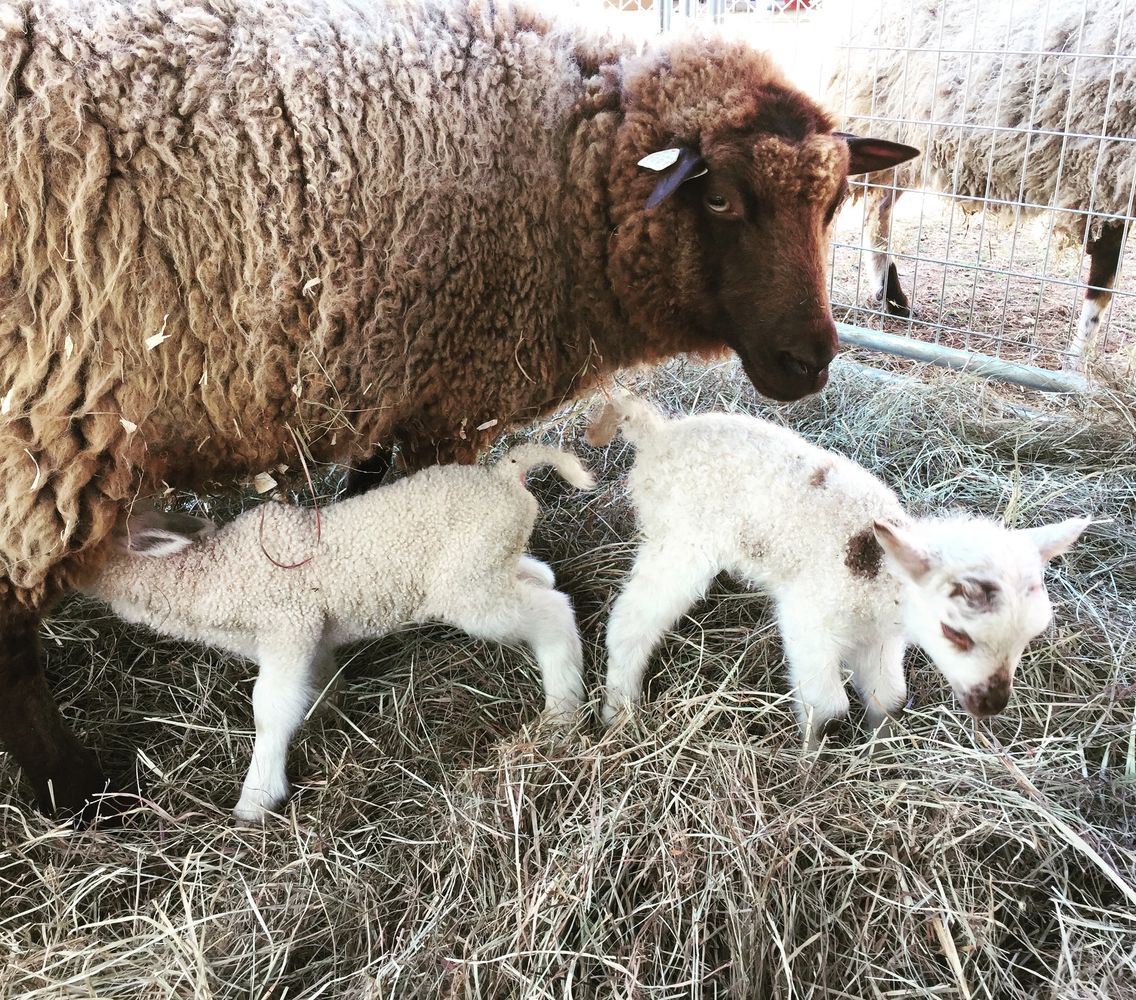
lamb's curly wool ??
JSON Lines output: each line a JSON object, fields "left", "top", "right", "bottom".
{"left": 83, "top": 444, "right": 593, "bottom": 821}
{"left": 0, "top": 0, "right": 856, "bottom": 611}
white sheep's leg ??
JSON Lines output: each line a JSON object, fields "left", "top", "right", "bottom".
{"left": 848, "top": 635, "right": 907, "bottom": 739}
{"left": 517, "top": 554, "right": 556, "bottom": 589}
{"left": 1067, "top": 295, "right": 1109, "bottom": 369}
{"left": 775, "top": 599, "right": 850, "bottom": 750}
{"left": 444, "top": 581, "right": 585, "bottom": 722}
{"left": 865, "top": 188, "right": 910, "bottom": 318}
{"left": 603, "top": 543, "right": 718, "bottom": 725}
{"left": 233, "top": 641, "right": 321, "bottom": 824}
{"left": 1065, "top": 221, "right": 1124, "bottom": 370}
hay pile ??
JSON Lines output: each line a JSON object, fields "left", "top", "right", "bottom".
{"left": 2, "top": 359, "right": 1135, "bottom": 999}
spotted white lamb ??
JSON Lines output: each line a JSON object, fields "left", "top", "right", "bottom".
{"left": 80, "top": 445, "right": 592, "bottom": 822}
{"left": 587, "top": 393, "right": 1087, "bottom": 745}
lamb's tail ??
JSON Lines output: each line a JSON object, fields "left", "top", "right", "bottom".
{"left": 585, "top": 390, "right": 665, "bottom": 447}
{"left": 495, "top": 444, "right": 595, "bottom": 491}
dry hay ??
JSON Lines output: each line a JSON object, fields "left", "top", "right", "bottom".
{"left": 2, "top": 358, "right": 1135, "bottom": 999}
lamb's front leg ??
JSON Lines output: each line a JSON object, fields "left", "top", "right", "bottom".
{"left": 603, "top": 543, "right": 718, "bottom": 725}
{"left": 776, "top": 598, "right": 850, "bottom": 750}
{"left": 233, "top": 639, "right": 322, "bottom": 824}
{"left": 848, "top": 635, "right": 907, "bottom": 739}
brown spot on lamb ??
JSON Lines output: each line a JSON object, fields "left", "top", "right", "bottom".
{"left": 844, "top": 527, "right": 883, "bottom": 580}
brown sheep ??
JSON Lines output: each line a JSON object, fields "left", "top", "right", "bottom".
{"left": 0, "top": 0, "right": 917, "bottom": 816}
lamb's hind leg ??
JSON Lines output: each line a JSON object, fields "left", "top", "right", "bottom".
{"left": 443, "top": 571, "right": 585, "bottom": 722}
{"left": 233, "top": 640, "right": 322, "bottom": 823}
{"left": 1066, "top": 220, "right": 1125, "bottom": 370}
{"left": 517, "top": 554, "right": 556, "bottom": 589}
{"left": 342, "top": 445, "right": 395, "bottom": 498}
{"left": 602, "top": 543, "right": 718, "bottom": 725}
{"left": 0, "top": 605, "right": 108, "bottom": 815}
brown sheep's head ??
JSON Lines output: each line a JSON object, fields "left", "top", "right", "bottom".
{"left": 607, "top": 40, "right": 918, "bottom": 402}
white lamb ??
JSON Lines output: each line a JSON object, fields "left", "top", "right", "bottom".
{"left": 81, "top": 445, "right": 592, "bottom": 822}
{"left": 587, "top": 393, "right": 1088, "bottom": 744}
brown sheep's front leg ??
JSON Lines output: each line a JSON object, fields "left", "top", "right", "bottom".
{"left": 0, "top": 605, "right": 110, "bottom": 818}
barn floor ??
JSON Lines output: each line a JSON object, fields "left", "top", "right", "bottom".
{"left": 2, "top": 359, "right": 1134, "bottom": 999}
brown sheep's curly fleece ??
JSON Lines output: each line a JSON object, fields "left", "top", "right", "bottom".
{"left": 0, "top": 0, "right": 841, "bottom": 610}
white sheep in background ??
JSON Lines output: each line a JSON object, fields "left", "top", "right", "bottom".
{"left": 587, "top": 394, "right": 1088, "bottom": 744}
{"left": 823, "top": 0, "right": 1136, "bottom": 368}
{"left": 81, "top": 445, "right": 593, "bottom": 823}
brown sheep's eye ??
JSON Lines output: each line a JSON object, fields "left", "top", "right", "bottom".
{"left": 705, "top": 194, "right": 731, "bottom": 214}
{"left": 941, "top": 623, "right": 974, "bottom": 651}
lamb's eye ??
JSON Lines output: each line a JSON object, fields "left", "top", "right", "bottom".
{"left": 705, "top": 194, "right": 731, "bottom": 214}
{"left": 941, "top": 623, "right": 974, "bottom": 651}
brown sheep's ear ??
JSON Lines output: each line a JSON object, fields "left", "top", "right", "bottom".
{"left": 833, "top": 132, "right": 920, "bottom": 175}
{"left": 639, "top": 147, "right": 708, "bottom": 210}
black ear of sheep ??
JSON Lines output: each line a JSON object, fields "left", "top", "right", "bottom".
{"left": 640, "top": 147, "right": 708, "bottom": 210}
{"left": 833, "top": 132, "right": 921, "bottom": 175}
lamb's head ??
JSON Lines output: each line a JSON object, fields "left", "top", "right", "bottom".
{"left": 873, "top": 515, "right": 1089, "bottom": 717}
{"left": 607, "top": 37, "right": 918, "bottom": 402}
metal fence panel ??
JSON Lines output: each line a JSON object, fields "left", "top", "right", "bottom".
{"left": 565, "top": 0, "right": 1136, "bottom": 390}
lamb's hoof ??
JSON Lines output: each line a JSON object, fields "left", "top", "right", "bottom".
{"left": 883, "top": 262, "right": 911, "bottom": 317}
{"left": 231, "top": 801, "right": 274, "bottom": 826}
{"left": 75, "top": 780, "right": 144, "bottom": 829}
{"left": 232, "top": 786, "right": 288, "bottom": 825}
{"left": 40, "top": 757, "right": 142, "bottom": 827}
{"left": 543, "top": 701, "right": 582, "bottom": 726}
{"left": 803, "top": 716, "right": 843, "bottom": 753}
{"left": 600, "top": 701, "right": 629, "bottom": 727}
{"left": 865, "top": 714, "right": 902, "bottom": 758}
{"left": 309, "top": 680, "right": 344, "bottom": 719}
{"left": 33, "top": 747, "right": 108, "bottom": 817}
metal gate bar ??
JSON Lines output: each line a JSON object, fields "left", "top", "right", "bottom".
{"left": 836, "top": 324, "right": 1086, "bottom": 393}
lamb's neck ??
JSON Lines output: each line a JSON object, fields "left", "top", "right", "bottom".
{"left": 81, "top": 548, "right": 197, "bottom": 615}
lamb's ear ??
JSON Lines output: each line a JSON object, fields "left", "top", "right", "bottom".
{"left": 833, "top": 132, "right": 920, "bottom": 175}
{"left": 873, "top": 519, "right": 933, "bottom": 580}
{"left": 1018, "top": 517, "right": 1091, "bottom": 562}
{"left": 117, "top": 510, "right": 216, "bottom": 557}
{"left": 585, "top": 401, "right": 621, "bottom": 447}
{"left": 639, "top": 147, "right": 708, "bottom": 210}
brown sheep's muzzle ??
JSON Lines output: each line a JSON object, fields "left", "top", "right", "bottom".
{"left": 733, "top": 321, "right": 838, "bottom": 402}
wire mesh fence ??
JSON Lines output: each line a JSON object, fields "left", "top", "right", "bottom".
{"left": 568, "top": 0, "right": 1136, "bottom": 390}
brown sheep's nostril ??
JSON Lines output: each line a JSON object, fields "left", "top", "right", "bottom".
{"left": 779, "top": 352, "right": 826, "bottom": 380}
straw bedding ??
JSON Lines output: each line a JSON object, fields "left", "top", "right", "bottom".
{"left": 1, "top": 358, "right": 1134, "bottom": 998}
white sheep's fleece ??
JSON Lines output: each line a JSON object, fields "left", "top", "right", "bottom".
{"left": 82, "top": 444, "right": 593, "bottom": 821}
{"left": 590, "top": 393, "right": 1088, "bottom": 744}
